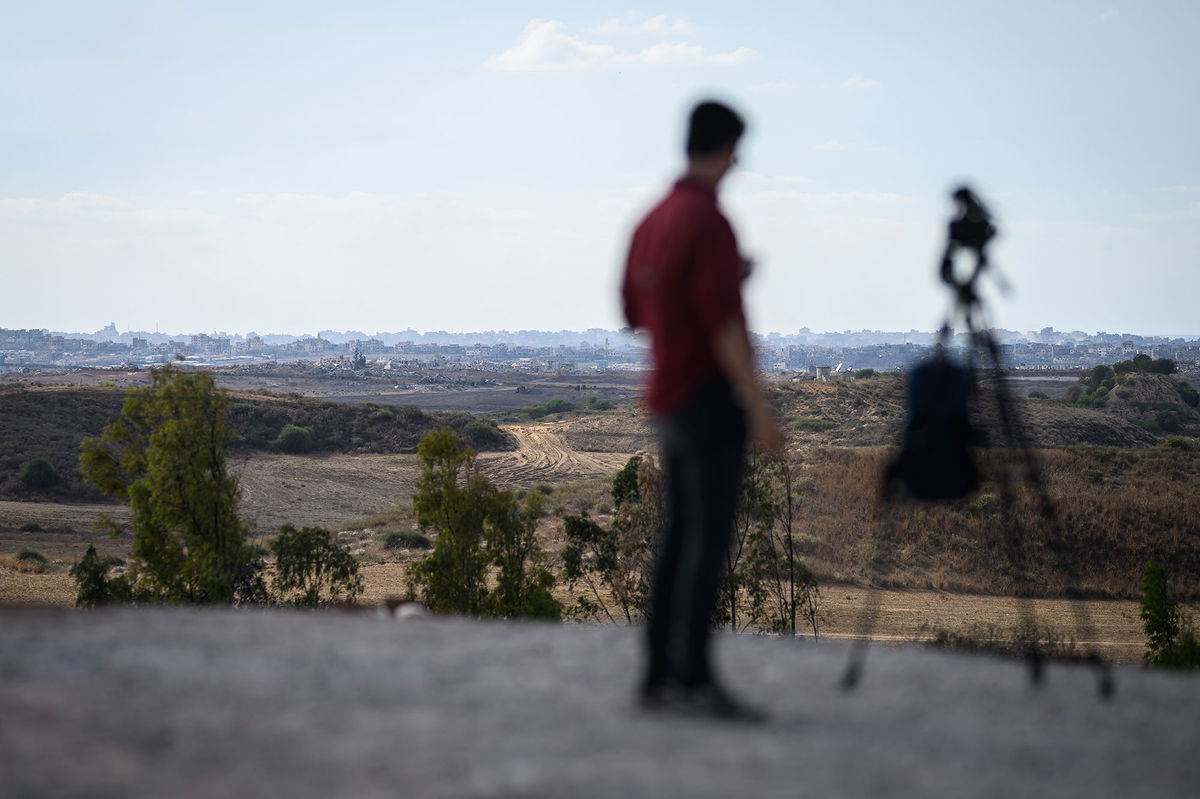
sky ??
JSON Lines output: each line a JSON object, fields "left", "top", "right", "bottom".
{"left": 2, "top": 1, "right": 1198, "bottom": 337}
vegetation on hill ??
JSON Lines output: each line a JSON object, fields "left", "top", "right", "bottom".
{"left": 792, "top": 444, "right": 1200, "bottom": 599}
{"left": 0, "top": 383, "right": 513, "bottom": 501}
{"left": 1064, "top": 357, "right": 1198, "bottom": 437}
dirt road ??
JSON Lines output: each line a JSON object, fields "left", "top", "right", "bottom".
{"left": 479, "top": 422, "right": 633, "bottom": 488}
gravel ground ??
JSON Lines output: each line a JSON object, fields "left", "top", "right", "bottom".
{"left": 1, "top": 608, "right": 1197, "bottom": 798}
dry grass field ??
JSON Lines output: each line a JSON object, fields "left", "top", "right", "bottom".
{"left": 3, "top": 368, "right": 1197, "bottom": 667}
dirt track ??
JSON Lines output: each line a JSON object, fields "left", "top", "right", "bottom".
{"left": 479, "top": 423, "right": 633, "bottom": 488}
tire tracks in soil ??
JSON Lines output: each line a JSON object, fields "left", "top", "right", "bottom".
{"left": 478, "top": 422, "right": 632, "bottom": 489}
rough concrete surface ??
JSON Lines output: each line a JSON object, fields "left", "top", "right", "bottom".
{"left": 1, "top": 608, "right": 1196, "bottom": 798}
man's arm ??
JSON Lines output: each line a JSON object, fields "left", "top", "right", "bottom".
{"left": 712, "top": 314, "right": 785, "bottom": 455}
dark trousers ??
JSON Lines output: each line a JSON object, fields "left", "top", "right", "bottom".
{"left": 645, "top": 377, "right": 747, "bottom": 687}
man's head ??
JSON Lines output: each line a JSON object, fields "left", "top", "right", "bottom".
{"left": 686, "top": 100, "right": 745, "bottom": 185}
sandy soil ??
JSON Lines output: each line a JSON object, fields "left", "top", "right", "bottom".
{"left": 478, "top": 422, "right": 634, "bottom": 488}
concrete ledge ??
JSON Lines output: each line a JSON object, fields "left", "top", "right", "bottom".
{"left": 1, "top": 607, "right": 1197, "bottom": 798}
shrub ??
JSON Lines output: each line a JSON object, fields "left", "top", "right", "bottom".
{"left": 16, "top": 549, "right": 48, "bottom": 573}
{"left": 1141, "top": 561, "right": 1200, "bottom": 669}
{"left": 585, "top": 396, "right": 616, "bottom": 411}
{"left": 854, "top": 368, "right": 877, "bottom": 379}
{"left": 460, "top": 419, "right": 507, "bottom": 450}
{"left": 69, "top": 545, "right": 133, "bottom": 607}
{"left": 1028, "top": 391, "right": 1049, "bottom": 399}
{"left": 791, "top": 416, "right": 837, "bottom": 432}
{"left": 526, "top": 398, "right": 578, "bottom": 419}
{"left": 271, "top": 524, "right": 363, "bottom": 606}
{"left": 1178, "top": 382, "right": 1199, "bottom": 409}
{"left": 395, "top": 406, "right": 426, "bottom": 424}
{"left": 1154, "top": 410, "right": 1182, "bottom": 434}
{"left": 274, "top": 424, "right": 314, "bottom": 454}
{"left": 19, "top": 522, "right": 43, "bottom": 532}
{"left": 19, "top": 458, "right": 62, "bottom": 490}
{"left": 381, "top": 530, "right": 431, "bottom": 550}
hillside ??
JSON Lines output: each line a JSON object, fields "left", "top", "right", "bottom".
{"left": 559, "top": 375, "right": 1168, "bottom": 454}
{"left": 0, "top": 385, "right": 512, "bottom": 501}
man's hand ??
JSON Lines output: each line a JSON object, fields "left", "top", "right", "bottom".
{"left": 711, "top": 315, "right": 788, "bottom": 456}
{"left": 749, "top": 401, "right": 786, "bottom": 456}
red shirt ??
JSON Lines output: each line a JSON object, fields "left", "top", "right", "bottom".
{"left": 622, "top": 177, "right": 746, "bottom": 415}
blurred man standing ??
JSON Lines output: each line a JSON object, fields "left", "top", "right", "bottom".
{"left": 622, "top": 100, "right": 784, "bottom": 720}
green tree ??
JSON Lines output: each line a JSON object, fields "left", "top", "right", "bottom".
{"left": 271, "top": 524, "right": 363, "bottom": 606}
{"left": 718, "top": 455, "right": 771, "bottom": 632}
{"left": 1141, "top": 561, "right": 1200, "bottom": 668}
{"left": 562, "top": 455, "right": 658, "bottom": 624}
{"left": 1149, "top": 357, "right": 1177, "bottom": 375}
{"left": 744, "top": 456, "right": 823, "bottom": 638}
{"left": 77, "top": 365, "right": 263, "bottom": 604}
{"left": 408, "top": 428, "right": 561, "bottom": 618}
{"left": 408, "top": 428, "right": 492, "bottom": 614}
{"left": 19, "top": 457, "right": 61, "bottom": 490}
{"left": 485, "top": 491, "right": 560, "bottom": 619}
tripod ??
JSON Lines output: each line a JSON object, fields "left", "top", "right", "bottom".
{"left": 840, "top": 187, "right": 1114, "bottom": 699}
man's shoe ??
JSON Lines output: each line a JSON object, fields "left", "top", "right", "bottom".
{"left": 678, "top": 681, "right": 766, "bottom": 723}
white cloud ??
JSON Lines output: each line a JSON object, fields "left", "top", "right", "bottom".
{"left": 484, "top": 19, "right": 752, "bottom": 72}
{"left": 591, "top": 15, "right": 692, "bottom": 36}
{"left": 842, "top": 76, "right": 881, "bottom": 90}
{"left": 1097, "top": 9, "right": 1120, "bottom": 23}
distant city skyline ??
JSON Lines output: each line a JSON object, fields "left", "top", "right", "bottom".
{"left": 4, "top": 3, "right": 1198, "bottom": 335}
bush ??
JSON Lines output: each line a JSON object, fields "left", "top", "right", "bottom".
{"left": 274, "top": 424, "right": 314, "bottom": 454}
{"left": 19, "top": 458, "right": 62, "bottom": 490}
{"left": 585, "top": 396, "right": 615, "bottom": 411}
{"left": 271, "top": 524, "right": 364, "bottom": 606}
{"left": 854, "top": 368, "right": 877, "bottom": 379}
{"left": 1028, "top": 391, "right": 1049, "bottom": 399}
{"left": 790, "top": 416, "right": 837, "bottom": 432}
{"left": 1178, "top": 382, "right": 1199, "bottom": 409}
{"left": 15, "top": 549, "right": 49, "bottom": 572}
{"left": 19, "top": 522, "right": 43, "bottom": 532}
{"left": 1141, "top": 561, "right": 1200, "bottom": 669}
{"left": 526, "top": 398, "right": 578, "bottom": 419}
{"left": 1154, "top": 410, "right": 1182, "bottom": 434}
{"left": 381, "top": 530, "right": 431, "bottom": 550}
{"left": 69, "top": 545, "right": 133, "bottom": 607}
{"left": 460, "top": 419, "right": 507, "bottom": 450}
